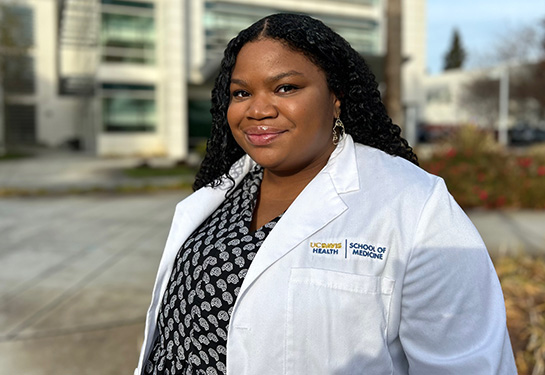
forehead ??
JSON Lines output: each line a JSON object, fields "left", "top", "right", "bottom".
{"left": 232, "top": 38, "right": 324, "bottom": 79}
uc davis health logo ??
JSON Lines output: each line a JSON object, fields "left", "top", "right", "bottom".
{"left": 308, "top": 240, "right": 387, "bottom": 260}
{"left": 309, "top": 241, "right": 342, "bottom": 255}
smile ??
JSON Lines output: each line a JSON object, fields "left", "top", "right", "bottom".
{"left": 243, "top": 127, "right": 287, "bottom": 146}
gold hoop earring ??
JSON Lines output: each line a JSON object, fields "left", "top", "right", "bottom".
{"left": 332, "top": 118, "right": 345, "bottom": 145}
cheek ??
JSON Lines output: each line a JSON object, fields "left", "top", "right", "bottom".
{"left": 227, "top": 106, "right": 246, "bottom": 146}
{"left": 226, "top": 105, "right": 240, "bottom": 132}
{"left": 226, "top": 105, "right": 234, "bottom": 126}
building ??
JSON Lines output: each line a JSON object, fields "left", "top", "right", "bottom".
{"left": 423, "top": 68, "right": 484, "bottom": 128}
{"left": 0, "top": 0, "right": 427, "bottom": 158}
{"left": 422, "top": 63, "right": 544, "bottom": 143}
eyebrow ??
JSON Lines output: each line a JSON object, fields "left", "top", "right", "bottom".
{"left": 230, "top": 70, "right": 304, "bottom": 86}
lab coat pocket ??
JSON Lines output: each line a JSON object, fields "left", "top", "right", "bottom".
{"left": 285, "top": 268, "right": 394, "bottom": 375}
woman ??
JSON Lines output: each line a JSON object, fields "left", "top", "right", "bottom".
{"left": 136, "top": 14, "right": 516, "bottom": 375}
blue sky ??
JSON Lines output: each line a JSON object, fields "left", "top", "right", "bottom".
{"left": 427, "top": 0, "right": 545, "bottom": 74}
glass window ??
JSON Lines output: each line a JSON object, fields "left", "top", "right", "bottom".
{"left": 3, "top": 56, "right": 34, "bottom": 94}
{"left": 101, "top": 10, "right": 155, "bottom": 64}
{"left": 203, "top": 3, "right": 379, "bottom": 58}
{"left": 101, "top": 0, "right": 154, "bottom": 9}
{"left": 0, "top": 5, "right": 34, "bottom": 47}
{"left": 5, "top": 104, "right": 36, "bottom": 144}
{"left": 319, "top": 16, "right": 379, "bottom": 55}
{"left": 204, "top": 4, "right": 263, "bottom": 60}
{"left": 188, "top": 99, "right": 212, "bottom": 138}
{"left": 426, "top": 86, "right": 451, "bottom": 103}
{"left": 102, "top": 84, "right": 156, "bottom": 132}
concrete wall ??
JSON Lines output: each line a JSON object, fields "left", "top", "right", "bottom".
{"left": 402, "top": 0, "right": 427, "bottom": 105}
{"left": 34, "top": 0, "right": 79, "bottom": 147}
{"left": 423, "top": 68, "right": 485, "bottom": 126}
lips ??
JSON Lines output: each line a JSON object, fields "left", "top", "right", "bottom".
{"left": 243, "top": 126, "right": 287, "bottom": 146}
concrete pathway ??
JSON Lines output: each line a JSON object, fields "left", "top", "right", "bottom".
{"left": 0, "top": 150, "right": 194, "bottom": 194}
{"left": 470, "top": 210, "right": 545, "bottom": 256}
{"left": 0, "top": 192, "right": 187, "bottom": 375}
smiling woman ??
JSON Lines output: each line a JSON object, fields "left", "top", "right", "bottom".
{"left": 135, "top": 13, "right": 516, "bottom": 375}
{"left": 227, "top": 40, "right": 338, "bottom": 173}
{"left": 226, "top": 39, "right": 341, "bottom": 230}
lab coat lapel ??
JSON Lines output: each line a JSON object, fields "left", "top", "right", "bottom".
{"left": 238, "top": 135, "right": 360, "bottom": 297}
{"left": 139, "top": 156, "right": 256, "bottom": 367}
{"left": 151, "top": 157, "right": 255, "bottom": 315}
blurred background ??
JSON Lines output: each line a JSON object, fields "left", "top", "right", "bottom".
{"left": 0, "top": 0, "right": 544, "bottom": 374}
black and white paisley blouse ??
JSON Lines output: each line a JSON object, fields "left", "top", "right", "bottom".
{"left": 143, "top": 167, "right": 280, "bottom": 375}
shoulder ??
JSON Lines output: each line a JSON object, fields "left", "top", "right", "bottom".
{"left": 352, "top": 143, "right": 443, "bottom": 206}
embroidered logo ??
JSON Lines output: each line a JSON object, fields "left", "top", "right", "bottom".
{"left": 349, "top": 242, "right": 387, "bottom": 260}
{"left": 309, "top": 240, "right": 387, "bottom": 260}
{"left": 309, "top": 241, "right": 342, "bottom": 255}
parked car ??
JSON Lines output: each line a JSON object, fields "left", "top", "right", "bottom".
{"left": 509, "top": 124, "right": 545, "bottom": 145}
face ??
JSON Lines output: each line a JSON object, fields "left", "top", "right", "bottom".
{"left": 227, "top": 38, "right": 340, "bottom": 175}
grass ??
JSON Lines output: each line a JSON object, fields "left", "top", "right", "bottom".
{"left": 0, "top": 151, "right": 31, "bottom": 161}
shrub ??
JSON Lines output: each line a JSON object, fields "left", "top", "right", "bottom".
{"left": 419, "top": 125, "right": 545, "bottom": 209}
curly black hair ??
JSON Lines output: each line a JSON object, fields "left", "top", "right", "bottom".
{"left": 193, "top": 13, "right": 418, "bottom": 191}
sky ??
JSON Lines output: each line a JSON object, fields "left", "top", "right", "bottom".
{"left": 427, "top": 0, "right": 545, "bottom": 74}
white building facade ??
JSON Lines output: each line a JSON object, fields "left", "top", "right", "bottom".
{"left": 422, "top": 64, "right": 542, "bottom": 133}
{"left": 1, "top": 0, "right": 427, "bottom": 158}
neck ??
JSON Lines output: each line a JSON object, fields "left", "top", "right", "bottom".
{"left": 260, "top": 148, "right": 333, "bottom": 201}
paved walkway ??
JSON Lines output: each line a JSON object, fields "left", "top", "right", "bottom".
{"left": 0, "top": 192, "right": 187, "bottom": 374}
{"left": 0, "top": 149, "right": 194, "bottom": 194}
{"left": 0, "top": 151, "right": 544, "bottom": 374}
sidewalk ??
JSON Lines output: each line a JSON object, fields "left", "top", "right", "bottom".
{"left": 0, "top": 149, "right": 194, "bottom": 194}
{"left": 0, "top": 151, "right": 544, "bottom": 374}
{"left": 0, "top": 192, "right": 186, "bottom": 375}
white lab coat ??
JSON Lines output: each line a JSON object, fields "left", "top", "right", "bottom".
{"left": 135, "top": 135, "right": 516, "bottom": 374}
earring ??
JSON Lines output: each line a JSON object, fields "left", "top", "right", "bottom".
{"left": 332, "top": 118, "right": 345, "bottom": 145}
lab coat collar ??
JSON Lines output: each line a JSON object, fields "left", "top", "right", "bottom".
{"left": 321, "top": 133, "right": 360, "bottom": 194}
{"left": 218, "top": 133, "right": 360, "bottom": 196}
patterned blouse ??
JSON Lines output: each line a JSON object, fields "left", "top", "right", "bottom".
{"left": 143, "top": 167, "right": 280, "bottom": 375}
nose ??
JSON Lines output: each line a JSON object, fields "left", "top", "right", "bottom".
{"left": 247, "top": 93, "right": 277, "bottom": 120}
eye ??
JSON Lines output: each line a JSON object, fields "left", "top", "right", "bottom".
{"left": 277, "top": 84, "right": 298, "bottom": 94}
{"left": 232, "top": 90, "right": 250, "bottom": 99}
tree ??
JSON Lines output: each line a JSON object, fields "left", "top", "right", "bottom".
{"left": 384, "top": 0, "right": 403, "bottom": 128}
{"left": 443, "top": 29, "right": 466, "bottom": 71}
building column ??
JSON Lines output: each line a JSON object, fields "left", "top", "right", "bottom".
{"left": 162, "top": 0, "right": 187, "bottom": 159}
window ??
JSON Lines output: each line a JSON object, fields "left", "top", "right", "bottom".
{"left": 5, "top": 104, "right": 36, "bottom": 145}
{"left": 100, "top": 1, "right": 155, "bottom": 64}
{"left": 426, "top": 86, "right": 452, "bottom": 103}
{"left": 203, "top": 3, "right": 380, "bottom": 59}
{"left": 0, "top": 5, "right": 34, "bottom": 94}
{"left": 188, "top": 100, "right": 212, "bottom": 138}
{"left": 0, "top": 5, "right": 34, "bottom": 47}
{"left": 102, "top": 83, "right": 156, "bottom": 132}
{"left": 3, "top": 56, "right": 34, "bottom": 94}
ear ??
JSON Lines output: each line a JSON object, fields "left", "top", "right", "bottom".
{"left": 333, "top": 95, "right": 341, "bottom": 117}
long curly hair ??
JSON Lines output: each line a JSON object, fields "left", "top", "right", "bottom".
{"left": 193, "top": 13, "right": 418, "bottom": 191}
